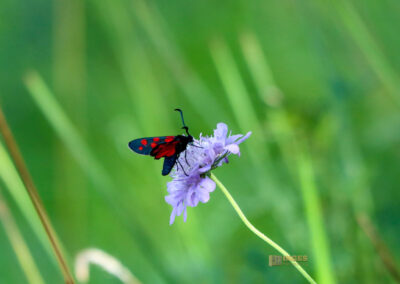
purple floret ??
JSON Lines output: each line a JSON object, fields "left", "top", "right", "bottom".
{"left": 165, "top": 123, "right": 251, "bottom": 225}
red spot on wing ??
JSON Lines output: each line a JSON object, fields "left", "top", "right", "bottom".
{"left": 138, "top": 146, "right": 143, "bottom": 151}
{"left": 141, "top": 139, "right": 148, "bottom": 145}
{"left": 151, "top": 142, "right": 157, "bottom": 148}
{"left": 152, "top": 141, "right": 178, "bottom": 159}
{"left": 153, "top": 137, "right": 160, "bottom": 142}
{"left": 165, "top": 136, "right": 175, "bottom": 142}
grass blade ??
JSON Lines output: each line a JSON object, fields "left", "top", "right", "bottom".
{"left": 128, "top": 0, "right": 229, "bottom": 123}
{"left": 0, "top": 188, "right": 45, "bottom": 284}
{"left": 0, "top": 141, "right": 54, "bottom": 258}
{"left": 333, "top": 0, "right": 400, "bottom": 107}
{"left": 297, "top": 146, "right": 336, "bottom": 284}
{"left": 210, "top": 38, "right": 265, "bottom": 162}
{"left": 23, "top": 71, "right": 168, "bottom": 282}
{"left": 0, "top": 106, "right": 74, "bottom": 283}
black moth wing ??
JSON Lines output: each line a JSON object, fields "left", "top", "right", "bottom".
{"left": 128, "top": 136, "right": 170, "bottom": 155}
{"left": 160, "top": 135, "right": 194, "bottom": 176}
{"left": 129, "top": 134, "right": 193, "bottom": 176}
{"left": 162, "top": 154, "right": 178, "bottom": 176}
{"left": 172, "top": 135, "right": 194, "bottom": 155}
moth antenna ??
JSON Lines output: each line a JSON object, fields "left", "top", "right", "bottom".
{"left": 174, "top": 108, "right": 186, "bottom": 127}
{"left": 175, "top": 108, "right": 190, "bottom": 136}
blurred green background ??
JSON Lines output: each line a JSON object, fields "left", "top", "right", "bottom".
{"left": 1, "top": 0, "right": 400, "bottom": 283}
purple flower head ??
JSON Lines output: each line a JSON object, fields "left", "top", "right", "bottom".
{"left": 165, "top": 123, "right": 251, "bottom": 225}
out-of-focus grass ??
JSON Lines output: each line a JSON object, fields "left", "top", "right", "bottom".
{"left": 239, "top": 32, "right": 335, "bottom": 283}
{"left": 210, "top": 38, "right": 266, "bottom": 162}
{"left": 1, "top": 0, "right": 400, "bottom": 283}
{"left": 128, "top": 0, "right": 230, "bottom": 123}
{"left": 0, "top": 141, "right": 53, "bottom": 260}
{"left": 24, "top": 71, "right": 169, "bottom": 283}
{"left": 296, "top": 147, "right": 335, "bottom": 284}
{"left": 0, "top": 188, "right": 44, "bottom": 284}
{"left": 331, "top": 0, "right": 400, "bottom": 106}
{"left": 53, "top": 0, "right": 87, "bottom": 253}
{"left": 24, "top": 72, "right": 114, "bottom": 196}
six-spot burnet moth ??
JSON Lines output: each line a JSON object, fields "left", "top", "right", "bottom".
{"left": 128, "top": 109, "right": 195, "bottom": 176}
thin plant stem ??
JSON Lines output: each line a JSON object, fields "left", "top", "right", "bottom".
{"left": 0, "top": 140, "right": 54, "bottom": 259}
{"left": 357, "top": 214, "right": 400, "bottom": 282}
{"left": 0, "top": 188, "right": 45, "bottom": 284}
{"left": 0, "top": 106, "right": 75, "bottom": 284}
{"left": 210, "top": 173, "right": 316, "bottom": 284}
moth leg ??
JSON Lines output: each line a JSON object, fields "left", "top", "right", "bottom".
{"left": 184, "top": 150, "right": 190, "bottom": 167}
{"left": 176, "top": 158, "right": 188, "bottom": 176}
{"left": 190, "top": 143, "right": 203, "bottom": 148}
{"left": 175, "top": 154, "right": 180, "bottom": 172}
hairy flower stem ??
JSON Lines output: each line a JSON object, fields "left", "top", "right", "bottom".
{"left": 210, "top": 173, "right": 316, "bottom": 284}
{"left": 0, "top": 106, "right": 75, "bottom": 284}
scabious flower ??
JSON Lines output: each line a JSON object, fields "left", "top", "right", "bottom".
{"left": 165, "top": 123, "right": 251, "bottom": 225}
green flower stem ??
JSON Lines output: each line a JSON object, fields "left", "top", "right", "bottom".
{"left": 210, "top": 173, "right": 316, "bottom": 284}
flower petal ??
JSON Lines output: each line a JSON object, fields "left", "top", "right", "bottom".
{"left": 183, "top": 207, "right": 187, "bottom": 222}
{"left": 169, "top": 207, "right": 177, "bottom": 225}
{"left": 198, "top": 165, "right": 212, "bottom": 173}
{"left": 176, "top": 201, "right": 185, "bottom": 216}
{"left": 214, "top": 123, "right": 228, "bottom": 139}
{"left": 186, "top": 188, "right": 199, "bottom": 207}
{"left": 225, "top": 144, "right": 240, "bottom": 155}
{"left": 235, "top": 131, "right": 252, "bottom": 144}
{"left": 199, "top": 177, "right": 216, "bottom": 193}
{"left": 197, "top": 190, "right": 210, "bottom": 203}
{"left": 225, "top": 134, "right": 242, "bottom": 145}
{"left": 212, "top": 142, "right": 225, "bottom": 155}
